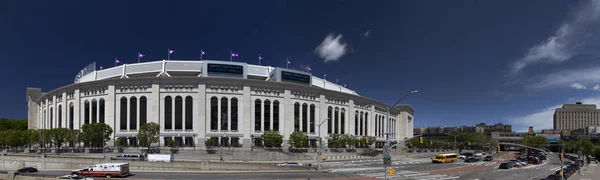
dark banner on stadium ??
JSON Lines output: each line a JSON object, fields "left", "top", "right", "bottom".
{"left": 207, "top": 64, "right": 244, "bottom": 75}
{"left": 281, "top": 71, "right": 311, "bottom": 85}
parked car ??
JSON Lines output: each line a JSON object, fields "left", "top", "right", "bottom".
{"left": 498, "top": 163, "right": 512, "bottom": 169}
{"left": 474, "top": 152, "right": 484, "bottom": 157}
{"left": 526, "top": 156, "right": 541, "bottom": 164}
{"left": 17, "top": 167, "right": 38, "bottom": 173}
{"left": 465, "top": 157, "right": 481, "bottom": 163}
{"left": 508, "top": 160, "right": 524, "bottom": 167}
{"left": 483, "top": 156, "right": 493, "bottom": 161}
{"left": 517, "top": 157, "right": 530, "bottom": 165}
{"left": 277, "top": 162, "right": 304, "bottom": 166}
{"left": 459, "top": 152, "right": 474, "bottom": 159}
{"left": 57, "top": 175, "right": 94, "bottom": 179}
{"left": 507, "top": 161, "right": 520, "bottom": 168}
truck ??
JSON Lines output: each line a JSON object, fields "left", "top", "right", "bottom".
{"left": 147, "top": 154, "right": 173, "bottom": 162}
{"left": 71, "top": 163, "right": 130, "bottom": 178}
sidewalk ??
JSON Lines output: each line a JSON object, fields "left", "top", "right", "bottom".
{"left": 566, "top": 163, "right": 598, "bottom": 180}
{"left": 0, "top": 169, "right": 317, "bottom": 173}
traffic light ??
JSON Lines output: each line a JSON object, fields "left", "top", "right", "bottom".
{"left": 419, "top": 137, "right": 423, "bottom": 144}
{"left": 497, "top": 145, "right": 500, "bottom": 153}
{"left": 559, "top": 153, "right": 563, "bottom": 161}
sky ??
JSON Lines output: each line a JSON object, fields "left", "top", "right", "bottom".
{"left": 4, "top": 0, "right": 600, "bottom": 132}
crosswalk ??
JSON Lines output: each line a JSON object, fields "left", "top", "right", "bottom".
{"left": 329, "top": 167, "right": 460, "bottom": 180}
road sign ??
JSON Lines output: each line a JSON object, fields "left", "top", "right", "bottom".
{"left": 387, "top": 169, "right": 396, "bottom": 174}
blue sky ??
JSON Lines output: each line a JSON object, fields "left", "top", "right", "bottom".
{"left": 3, "top": 0, "right": 600, "bottom": 132}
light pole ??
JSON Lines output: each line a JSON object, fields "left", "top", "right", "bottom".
{"left": 315, "top": 118, "right": 331, "bottom": 170}
{"left": 384, "top": 90, "right": 418, "bottom": 180}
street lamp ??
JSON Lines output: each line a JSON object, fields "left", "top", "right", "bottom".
{"left": 314, "top": 118, "right": 330, "bottom": 170}
{"left": 384, "top": 90, "right": 418, "bottom": 180}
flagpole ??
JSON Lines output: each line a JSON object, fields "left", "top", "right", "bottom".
{"left": 201, "top": 49, "right": 203, "bottom": 61}
{"left": 286, "top": 58, "right": 289, "bottom": 69}
{"left": 168, "top": 49, "right": 170, "bottom": 60}
{"left": 137, "top": 52, "right": 140, "bottom": 63}
{"left": 230, "top": 50, "right": 232, "bottom": 61}
{"left": 258, "top": 54, "right": 261, "bottom": 65}
{"left": 114, "top": 58, "right": 117, "bottom": 66}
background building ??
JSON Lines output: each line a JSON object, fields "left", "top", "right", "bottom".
{"left": 27, "top": 60, "right": 416, "bottom": 148}
{"left": 553, "top": 102, "right": 600, "bottom": 130}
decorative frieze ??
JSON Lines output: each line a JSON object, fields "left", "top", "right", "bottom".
{"left": 207, "top": 84, "right": 241, "bottom": 93}
{"left": 118, "top": 84, "right": 150, "bottom": 93}
{"left": 253, "top": 87, "right": 283, "bottom": 97}
{"left": 375, "top": 106, "right": 386, "bottom": 113}
{"left": 291, "top": 91, "right": 317, "bottom": 101}
{"left": 67, "top": 92, "right": 75, "bottom": 99}
{"left": 82, "top": 87, "right": 108, "bottom": 96}
{"left": 326, "top": 95, "right": 348, "bottom": 105}
{"left": 354, "top": 101, "right": 371, "bottom": 110}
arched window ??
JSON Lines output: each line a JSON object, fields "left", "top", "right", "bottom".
{"left": 341, "top": 108, "right": 345, "bottom": 134}
{"left": 69, "top": 103, "right": 74, "bottom": 129}
{"left": 294, "top": 102, "right": 300, "bottom": 132}
{"left": 99, "top": 99, "right": 105, "bottom": 124}
{"left": 273, "top": 100, "right": 280, "bottom": 132}
{"left": 92, "top": 99, "right": 97, "bottom": 123}
{"left": 221, "top": 97, "right": 228, "bottom": 130}
{"left": 359, "top": 112, "right": 364, "bottom": 135}
{"left": 58, "top": 105, "right": 62, "bottom": 128}
{"left": 355, "top": 111, "right": 359, "bottom": 135}
{"left": 231, "top": 98, "right": 238, "bottom": 131}
{"left": 302, "top": 103, "right": 308, "bottom": 132}
{"left": 309, "top": 104, "right": 315, "bottom": 133}
{"left": 264, "top": 100, "right": 271, "bottom": 131}
{"left": 327, "top": 107, "right": 333, "bottom": 134}
{"left": 164, "top": 96, "right": 172, "bottom": 130}
{"left": 365, "top": 112, "right": 369, "bottom": 135}
{"left": 120, "top": 97, "right": 127, "bottom": 130}
{"left": 50, "top": 107, "right": 53, "bottom": 129}
{"left": 210, "top": 97, "right": 218, "bottom": 130}
{"left": 139, "top": 97, "right": 146, "bottom": 126}
{"left": 84, "top": 100, "right": 90, "bottom": 125}
{"left": 185, "top": 96, "right": 192, "bottom": 130}
{"left": 175, "top": 96, "right": 183, "bottom": 130}
{"left": 254, "top": 99, "right": 262, "bottom": 132}
{"left": 130, "top": 97, "right": 138, "bottom": 130}
{"left": 334, "top": 107, "right": 339, "bottom": 134}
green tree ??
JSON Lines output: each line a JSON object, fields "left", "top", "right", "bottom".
{"left": 520, "top": 135, "right": 550, "bottom": 148}
{"left": 360, "top": 136, "right": 375, "bottom": 148}
{"left": 137, "top": 122, "right": 160, "bottom": 150}
{"left": 593, "top": 145, "right": 600, "bottom": 159}
{"left": 262, "top": 130, "right": 283, "bottom": 148}
{"left": 50, "top": 128, "right": 69, "bottom": 153}
{"left": 328, "top": 133, "right": 341, "bottom": 148}
{"left": 65, "top": 129, "right": 79, "bottom": 150}
{"left": 81, "top": 123, "right": 113, "bottom": 149}
{"left": 26, "top": 129, "right": 40, "bottom": 151}
{"left": 7, "top": 130, "right": 24, "bottom": 150}
{"left": 288, "top": 131, "right": 308, "bottom": 148}
{"left": 205, "top": 138, "right": 215, "bottom": 149}
{"left": 0, "top": 118, "right": 28, "bottom": 131}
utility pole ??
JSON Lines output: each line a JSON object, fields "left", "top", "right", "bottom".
{"left": 561, "top": 143, "right": 564, "bottom": 180}
{"left": 384, "top": 90, "right": 418, "bottom": 180}
{"left": 316, "top": 118, "right": 330, "bottom": 170}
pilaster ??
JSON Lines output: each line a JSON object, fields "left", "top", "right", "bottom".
{"left": 107, "top": 85, "right": 116, "bottom": 143}
{"left": 74, "top": 89, "right": 81, "bottom": 130}
{"left": 241, "top": 85, "right": 251, "bottom": 148}
{"left": 197, "top": 83, "right": 206, "bottom": 146}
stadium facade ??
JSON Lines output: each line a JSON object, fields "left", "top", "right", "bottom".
{"left": 26, "top": 60, "right": 415, "bottom": 148}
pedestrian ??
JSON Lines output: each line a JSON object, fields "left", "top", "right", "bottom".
{"left": 220, "top": 155, "right": 224, "bottom": 162}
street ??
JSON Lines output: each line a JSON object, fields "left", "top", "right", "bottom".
{"left": 321, "top": 152, "right": 564, "bottom": 180}
{"left": 24, "top": 171, "right": 352, "bottom": 179}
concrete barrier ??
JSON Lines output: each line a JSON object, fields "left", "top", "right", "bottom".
{"left": 0, "top": 154, "right": 307, "bottom": 172}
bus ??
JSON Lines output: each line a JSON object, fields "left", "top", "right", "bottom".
{"left": 432, "top": 153, "right": 459, "bottom": 163}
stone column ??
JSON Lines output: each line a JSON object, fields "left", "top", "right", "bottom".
{"left": 318, "top": 94, "right": 328, "bottom": 146}
{"left": 74, "top": 89, "right": 81, "bottom": 130}
{"left": 197, "top": 84, "right": 207, "bottom": 147}
{"left": 241, "top": 85, "right": 252, "bottom": 148}
{"left": 106, "top": 85, "right": 116, "bottom": 144}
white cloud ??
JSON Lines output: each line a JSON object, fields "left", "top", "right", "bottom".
{"left": 594, "top": 84, "right": 600, "bottom": 91}
{"left": 570, "top": 82, "right": 587, "bottom": 89}
{"left": 509, "top": 0, "right": 600, "bottom": 74}
{"left": 527, "top": 66, "right": 600, "bottom": 89}
{"left": 508, "top": 95, "right": 600, "bottom": 132}
{"left": 315, "top": 33, "right": 348, "bottom": 62}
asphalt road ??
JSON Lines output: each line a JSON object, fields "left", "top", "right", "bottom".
{"left": 24, "top": 171, "right": 352, "bottom": 179}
